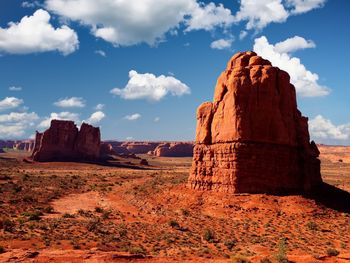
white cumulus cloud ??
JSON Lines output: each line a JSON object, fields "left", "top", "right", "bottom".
{"left": 45, "top": 0, "right": 196, "bottom": 46}
{"left": 86, "top": 111, "right": 105, "bottom": 125}
{"left": 0, "top": 97, "right": 24, "bottom": 111}
{"left": 286, "top": 0, "right": 326, "bottom": 14}
{"left": 124, "top": 113, "right": 141, "bottom": 121}
{"left": 111, "top": 70, "right": 190, "bottom": 101}
{"left": 309, "top": 115, "right": 350, "bottom": 143}
{"left": 38, "top": 111, "right": 80, "bottom": 129}
{"left": 0, "top": 112, "right": 39, "bottom": 124}
{"left": 0, "top": 9, "right": 79, "bottom": 55}
{"left": 45, "top": 0, "right": 234, "bottom": 46}
{"left": 54, "top": 97, "right": 86, "bottom": 108}
{"left": 210, "top": 38, "right": 234, "bottom": 50}
{"left": 0, "top": 124, "right": 27, "bottom": 138}
{"left": 185, "top": 2, "right": 234, "bottom": 32}
{"left": 274, "top": 36, "right": 316, "bottom": 53}
{"left": 253, "top": 36, "right": 330, "bottom": 97}
{"left": 234, "top": 0, "right": 326, "bottom": 30}
{"left": 0, "top": 111, "right": 39, "bottom": 139}
{"left": 234, "top": 0, "right": 289, "bottom": 30}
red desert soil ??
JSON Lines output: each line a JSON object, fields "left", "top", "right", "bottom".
{"left": 0, "top": 149, "right": 350, "bottom": 262}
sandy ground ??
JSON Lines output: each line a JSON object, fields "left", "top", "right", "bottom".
{"left": 0, "top": 147, "right": 350, "bottom": 262}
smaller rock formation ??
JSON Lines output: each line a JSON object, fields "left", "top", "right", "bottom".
{"left": 151, "top": 142, "right": 194, "bottom": 157}
{"left": 31, "top": 120, "right": 101, "bottom": 162}
{"left": 100, "top": 142, "right": 117, "bottom": 156}
{"left": 13, "top": 140, "right": 34, "bottom": 152}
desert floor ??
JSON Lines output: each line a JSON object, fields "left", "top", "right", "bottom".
{"left": 0, "top": 147, "right": 350, "bottom": 262}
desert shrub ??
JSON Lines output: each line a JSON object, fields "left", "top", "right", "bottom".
{"left": 326, "top": 248, "right": 339, "bottom": 257}
{"left": 224, "top": 239, "right": 236, "bottom": 250}
{"left": 306, "top": 221, "right": 318, "bottom": 231}
{"left": 181, "top": 208, "right": 189, "bottom": 216}
{"left": 260, "top": 257, "right": 272, "bottom": 263}
{"left": 70, "top": 239, "right": 81, "bottom": 249}
{"left": 275, "top": 238, "right": 288, "bottom": 263}
{"left": 230, "top": 254, "right": 251, "bottom": 263}
{"left": 86, "top": 218, "right": 102, "bottom": 232}
{"left": 203, "top": 229, "right": 215, "bottom": 242}
{"left": 95, "top": 207, "right": 104, "bottom": 213}
{"left": 169, "top": 220, "right": 180, "bottom": 229}
{"left": 0, "top": 218, "right": 15, "bottom": 232}
{"left": 62, "top": 213, "right": 75, "bottom": 218}
{"left": 102, "top": 210, "right": 111, "bottom": 220}
{"left": 28, "top": 211, "right": 42, "bottom": 221}
{"left": 129, "top": 245, "right": 146, "bottom": 255}
{"left": 43, "top": 206, "right": 54, "bottom": 213}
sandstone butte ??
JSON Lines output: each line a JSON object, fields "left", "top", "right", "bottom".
{"left": 188, "top": 51, "right": 322, "bottom": 194}
{"left": 31, "top": 120, "right": 100, "bottom": 162}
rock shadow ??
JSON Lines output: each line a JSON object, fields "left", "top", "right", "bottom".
{"left": 305, "top": 183, "right": 350, "bottom": 213}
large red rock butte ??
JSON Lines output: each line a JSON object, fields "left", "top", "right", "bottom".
{"left": 31, "top": 120, "right": 101, "bottom": 162}
{"left": 188, "top": 51, "right": 322, "bottom": 194}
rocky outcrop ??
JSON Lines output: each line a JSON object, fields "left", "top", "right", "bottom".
{"left": 100, "top": 142, "right": 117, "bottom": 156}
{"left": 188, "top": 51, "right": 321, "bottom": 194}
{"left": 13, "top": 140, "right": 34, "bottom": 152}
{"left": 0, "top": 140, "right": 35, "bottom": 152}
{"left": 122, "top": 142, "right": 160, "bottom": 154}
{"left": 151, "top": 142, "right": 194, "bottom": 157}
{"left": 31, "top": 120, "right": 101, "bottom": 162}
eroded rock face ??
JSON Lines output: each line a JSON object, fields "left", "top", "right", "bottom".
{"left": 100, "top": 142, "right": 117, "bottom": 156}
{"left": 151, "top": 142, "right": 194, "bottom": 157}
{"left": 13, "top": 140, "right": 34, "bottom": 152}
{"left": 31, "top": 120, "right": 101, "bottom": 162}
{"left": 188, "top": 51, "right": 321, "bottom": 194}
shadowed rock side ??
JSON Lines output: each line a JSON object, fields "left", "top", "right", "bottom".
{"left": 188, "top": 51, "right": 322, "bottom": 194}
{"left": 31, "top": 120, "right": 100, "bottom": 162}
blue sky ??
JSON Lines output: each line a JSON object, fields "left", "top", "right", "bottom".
{"left": 0, "top": 0, "right": 350, "bottom": 144}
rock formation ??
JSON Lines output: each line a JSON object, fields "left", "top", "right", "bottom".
{"left": 31, "top": 120, "right": 101, "bottom": 162}
{"left": 151, "top": 142, "right": 194, "bottom": 157}
{"left": 188, "top": 51, "right": 321, "bottom": 194}
{"left": 122, "top": 142, "right": 160, "bottom": 154}
{"left": 13, "top": 140, "right": 34, "bottom": 152}
{"left": 100, "top": 142, "right": 117, "bottom": 156}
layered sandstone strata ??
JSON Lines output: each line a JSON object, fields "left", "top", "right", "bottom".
{"left": 188, "top": 51, "right": 321, "bottom": 194}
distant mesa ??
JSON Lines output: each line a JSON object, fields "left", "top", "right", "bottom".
{"left": 104, "top": 140, "right": 194, "bottom": 157}
{"left": 150, "top": 142, "right": 194, "bottom": 157}
{"left": 31, "top": 120, "right": 101, "bottom": 162}
{"left": 188, "top": 51, "right": 322, "bottom": 194}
